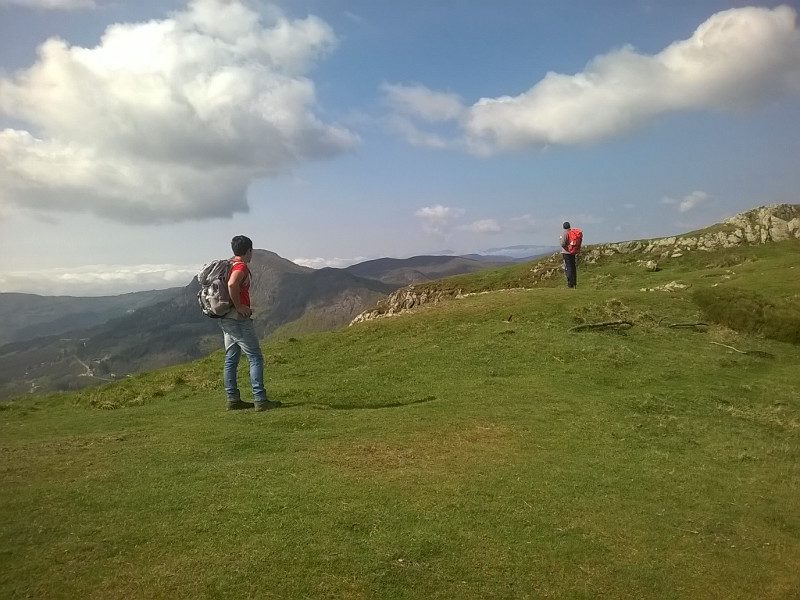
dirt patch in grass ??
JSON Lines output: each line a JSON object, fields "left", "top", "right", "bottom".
{"left": 571, "top": 298, "right": 660, "bottom": 329}
{"left": 318, "top": 423, "right": 515, "bottom": 479}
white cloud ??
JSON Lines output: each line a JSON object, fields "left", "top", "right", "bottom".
{"left": 291, "top": 256, "right": 367, "bottom": 269}
{"left": 382, "top": 83, "right": 465, "bottom": 122}
{"left": 382, "top": 84, "right": 464, "bottom": 148}
{"left": 387, "top": 6, "right": 800, "bottom": 154}
{"left": 0, "top": 0, "right": 358, "bottom": 224}
{"left": 0, "top": 263, "right": 201, "bottom": 296}
{"left": 663, "top": 191, "right": 710, "bottom": 213}
{"left": 0, "top": 0, "right": 96, "bottom": 9}
{"left": 414, "top": 204, "right": 464, "bottom": 236}
{"left": 385, "top": 115, "right": 452, "bottom": 149}
{"left": 459, "top": 218, "right": 502, "bottom": 234}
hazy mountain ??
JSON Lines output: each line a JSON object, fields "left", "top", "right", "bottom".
{"left": 0, "top": 288, "right": 183, "bottom": 346}
{"left": 478, "top": 245, "right": 559, "bottom": 259}
{"left": 344, "top": 255, "right": 514, "bottom": 286}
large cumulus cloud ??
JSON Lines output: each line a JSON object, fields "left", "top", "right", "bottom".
{"left": 385, "top": 5, "right": 800, "bottom": 155}
{"left": 0, "top": 0, "right": 358, "bottom": 223}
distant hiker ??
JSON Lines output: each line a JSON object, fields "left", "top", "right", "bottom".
{"left": 560, "top": 221, "right": 582, "bottom": 288}
{"left": 219, "top": 235, "right": 280, "bottom": 411}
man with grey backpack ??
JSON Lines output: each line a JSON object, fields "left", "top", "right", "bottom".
{"left": 197, "top": 235, "right": 280, "bottom": 411}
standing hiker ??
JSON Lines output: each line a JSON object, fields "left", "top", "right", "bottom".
{"left": 219, "top": 235, "right": 280, "bottom": 411}
{"left": 560, "top": 222, "right": 582, "bottom": 288}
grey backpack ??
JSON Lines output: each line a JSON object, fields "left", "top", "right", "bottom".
{"left": 197, "top": 259, "right": 232, "bottom": 318}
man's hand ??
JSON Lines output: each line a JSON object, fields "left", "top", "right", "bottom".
{"left": 238, "top": 306, "right": 253, "bottom": 319}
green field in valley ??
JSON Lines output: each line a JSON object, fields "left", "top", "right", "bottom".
{"left": 2, "top": 240, "right": 799, "bottom": 599}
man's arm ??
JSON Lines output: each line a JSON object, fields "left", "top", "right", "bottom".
{"left": 228, "top": 269, "right": 252, "bottom": 318}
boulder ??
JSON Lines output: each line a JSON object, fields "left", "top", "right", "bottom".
{"left": 769, "top": 218, "right": 791, "bottom": 242}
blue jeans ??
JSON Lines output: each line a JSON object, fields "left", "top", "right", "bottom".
{"left": 219, "top": 318, "right": 267, "bottom": 403}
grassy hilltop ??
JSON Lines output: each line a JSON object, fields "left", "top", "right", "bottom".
{"left": 1, "top": 234, "right": 799, "bottom": 598}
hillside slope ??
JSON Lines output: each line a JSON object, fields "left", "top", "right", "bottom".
{"left": 1, "top": 233, "right": 798, "bottom": 598}
{"left": 353, "top": 204, "right": 800, "bottom": 323}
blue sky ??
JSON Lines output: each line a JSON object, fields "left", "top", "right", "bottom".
{"left": 1, "top": 0, "right": 798, "bottom": 295}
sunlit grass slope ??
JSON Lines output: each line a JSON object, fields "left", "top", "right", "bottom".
{"left": 1, "top": 241, "right": 799, "bottom": 599}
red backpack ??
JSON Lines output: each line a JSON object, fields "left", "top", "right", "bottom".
{"left": 566, "top": 228, "right": 583, "bottom": 254}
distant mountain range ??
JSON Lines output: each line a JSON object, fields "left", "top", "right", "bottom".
{"left": 344, "top": 254, "right": 518, "bottom": 286}
{"left": 478, "top": 244, "right": 558, "bottom": 259}
{"left": 0, "top": 288, "right": 183, "bottom": 347}
{"left": 0, "top": 250, "right": 533, "bottom": 399}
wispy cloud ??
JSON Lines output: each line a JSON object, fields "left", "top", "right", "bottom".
{"left": 385, "top": 116, "right": 452, "bottom": 149}
{"left": 663, "top": 191, "right": 710, "bottom": 213}
{"left": 291, "top": 256, "right": 367, "bottom": 269}
{"left": 384, "top": 6, "right": 800, "bottom": 155}
{"left": 459, "top": 219, "right": 502, "bottom": 234}
{"left": 414, "top": 204, "right": 465, "bottom": 236}
{"left": 382, "top": 83, "right": 465, "bottom": 122}
{"left": 0, "top": 0, "right": 357, "bottom": 224}
{"left": 0, "top": 0, "right": 97, "bottom": 9}
{"left": 381, "top": 83, "right": 465, "bottom": 148}
{"left": 508, "top": 214, "right": 538, "bottom": 233}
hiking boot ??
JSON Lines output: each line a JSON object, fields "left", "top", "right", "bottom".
{"left": 254, "top": 400, "right": 282, "bottom": 412}
{"left": 227, "top": 400, "right": 255, "bottom": 411}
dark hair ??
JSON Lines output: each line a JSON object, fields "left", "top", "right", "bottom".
{"left": 231, "top": 235, "right": 253, "bottom": 257}
{"left": 563, "top": 221, "right": 571, "bottom": 229}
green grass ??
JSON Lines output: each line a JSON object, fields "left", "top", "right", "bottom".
{"left": 1, "top": 242, "right": 799, "bottom": 598}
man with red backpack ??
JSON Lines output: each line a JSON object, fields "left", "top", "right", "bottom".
{"left": 560, "top": 221, "right": 582, "bottom": 288}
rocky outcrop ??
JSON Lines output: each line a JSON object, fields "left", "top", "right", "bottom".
{"left": 350, "top": 287, "right": 464, "bottom": 325}
{"left": 581, "top": 204, "right": 800, "bottom": 264}
{"left": 351, "top": 204, "right": 799, "bottom": 325}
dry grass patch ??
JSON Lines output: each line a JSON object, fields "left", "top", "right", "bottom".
{"left": 318, "top": 423, "right": 515, "bottom": 479}
{"left": 716, "top": 402, "right": 800, "bottom": 431}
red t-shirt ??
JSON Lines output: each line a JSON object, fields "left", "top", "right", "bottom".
{"left": 229, "top": 260, "right": 251, "bottom": 308}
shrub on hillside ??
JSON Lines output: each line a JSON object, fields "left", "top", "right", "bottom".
{"left": 763, "top": 305, "right": 800, "bottom": 344}
{"left": 692, "top": 287, "right": 800, "bottom": 344}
